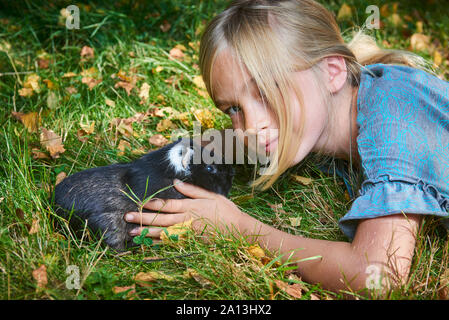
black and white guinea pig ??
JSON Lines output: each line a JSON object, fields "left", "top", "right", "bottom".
{"left": 54, "top": 138, "right": 235, "bottom": 251}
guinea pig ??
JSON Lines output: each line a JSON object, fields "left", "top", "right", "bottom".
{"left": 54, "top": 138, "right": 235, "bottom": 252}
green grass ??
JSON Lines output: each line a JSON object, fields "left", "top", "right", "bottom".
{"left": 0, "top": 0, "right": 448, "bottom": 300}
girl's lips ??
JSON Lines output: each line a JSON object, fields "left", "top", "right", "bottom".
{"left": 265, "top": 138, "right": 278, "bottom": 152}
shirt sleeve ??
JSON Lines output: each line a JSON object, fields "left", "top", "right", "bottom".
{"left": 339, "top": 175, "right": 449, "bottom": 239}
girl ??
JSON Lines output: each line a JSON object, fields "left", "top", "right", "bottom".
{"left": 124, "top": 0, "right": 449, "bottom": 295}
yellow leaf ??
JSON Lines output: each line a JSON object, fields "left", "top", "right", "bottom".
{"left": 156, "top": 118, "right": 176, "bottom": 132}
{"left": 193, "top": 108, "right": 214, "bottom": 128}
{"left": 160, "top": 219, "right": 193, "bottom": 243}
{"left": 433, "top": 50, "right": 443, "bottom": 67}
{"left": 337, "top": 3, "right": 352, "bottom": 21}
{"left": 138, "top": 82, "right": 151, "bottom": 104}
{"left": 79, "top": 120, "right": 95, "bottom": 135}
{"left": 291, "top": 174, "right": 312, "bottom": 185}
{"left": 18, "top": 87, "right": 34, "bottom": 97}
{"left": 55, "top": 172, "right": 67, "bottom": 185}
{"left": 23, "top": 73, "right": 40, "bottom": 93}
{"left": 135, "top": 271, "right": 175, "bottom": 284}
{"left": 289, "top": 217, "right": 302, "bottom": 227}
{"left": 193, "top": 75, "right": 206, "bottom": 89}
{"left": 12, "top": 111, "right": 40, "bottom": 133}
{"left": 247, "top": 244, "right": 266, "bottom": 259}
{"left": 40, "top": 128, "right": 66, "bottom": 159}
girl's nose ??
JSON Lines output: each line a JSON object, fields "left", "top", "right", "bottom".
{"left": 244, "top": 104, "right": 271, "bottom": 133}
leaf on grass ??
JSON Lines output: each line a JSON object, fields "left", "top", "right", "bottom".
{"left": 105, "top": 98, "right": 115, "bottom": 107}
{"left": 274, "top": 280, "right": 303, "bottom": 299}
{"left": 29, "top": 217, "right": 40, "bottom": 234}
{"left": 135, "top": 271, "right": 175, "bottom": 286}
{"left": 79, "top": 120, "right": 95, "bottom": 135}
{"left": 80, "top": 45, "right": 95, "bottom": 60}
{"left": 288, "top": 217, "right": 302, "bottom": 227}
{"left": 149, "top": 134, "right": 168, "bottom": 147}
{"left": 160, "top": 219, "right": 193, "bottom": 243}
{"left": 156, "top": 119, "right": 177, "bottom": 132}
{"left": 337, "top": 3, "right": 352, "bottom": 21}
{"left": 184, "top": 268, "right": 214, "bottom": 289}
{"left": 40, "top": 128, "right": 66, "bottom": 159}
{"left": 18, "top": 73, "right": 41, "bottom": 97}
{"left": 81, "top": 67, "right": 102, "bottom": 90}
{"left": 55, "top": 172, "right": 67, "bottom": 186}
{"left": 32, "top": 264, "right": 47, "bottom": 289}
{"left": 47, "top": 91, "right": 58, "bottom": 110}
{"left": 410, "top": 33, "right": 431, "bottom": 52}
{"left": 138, "top": 82, "right": 151, "bottom": 104}
{"left": 247, "top": 244, "right": 266, "bottom": 259}
{"left": 112, "top": 285, "right": 136, "bottom": 299}
{"left": 31, "top": 148, "right": 49, "bottom": 160}
{"left": 114, "top": 81, "right": 135, "bottom": 96}
{"left": 65, "top": 86, "right": 78, "bottom": 94}
{"left": 117, "top": 139, "right": 131, "bottom": 156}
{"left": 169, "top": 47, "right": 185, "bottom": 61}
{"left": 291, "top": 174, "right": 312, "bottom": 186}
{"left": 193, "top": 108, "right": 214, "bottom": 129}
{"left": 11, "top": 111, "right": 40, "bottom": 133}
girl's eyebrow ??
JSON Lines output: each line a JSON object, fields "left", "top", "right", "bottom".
{"left": 214, "top": 77, "right": 256, "bottom": 107}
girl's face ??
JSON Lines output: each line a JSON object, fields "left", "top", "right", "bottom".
{"left": 211, "top": 48, "right": 329, "bottom": 166}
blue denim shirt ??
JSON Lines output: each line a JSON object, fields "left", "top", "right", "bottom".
{"left": 329, "top": 64, "right": 449, "bottom": 239}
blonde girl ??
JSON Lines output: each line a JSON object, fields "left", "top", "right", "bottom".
{"left": 124, "top": 0, "right": 449, "bottom": 295}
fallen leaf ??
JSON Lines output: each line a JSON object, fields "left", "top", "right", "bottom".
{"left": 274, "top": 280, "right": 303, "bottom": 299}
{"left": 291, "top": 174, "right": 312, "bottom": 186}
{"left": 169, "top": 47, "right": 185, "bottom": 61}
{"left": 160, "top": 219, "right": 193, "bottom": 243}
{"left": 193, "top": 75, "right": 206, "bottom": 89}
{"left": 43, "top": 79, "right": 55, "bottom": 90}
{"left": 410, "top": 33, "right": 431, "bottom": 52}
{"left": 112, "top": 285, "right": 136, "bottom": 299}
{"left": 23, "top": 73, "right": 41, "bottom": 93}
{"left": 47, "top": 91, "right": 58, "bottom": 109}
{"left": 153, "top": 65, "right": 164, "bottom": 73}
{"left": 337, "top": 3, "right": 352, "bottom": 21}
{"left": 138, "top": 82, "right": 151, "bottom": 104}
{"left": 37, "top": 58, "right": 49, "bottom": 69}
{"left": 117, "top": 139, "right": 131, "bottom": 156}
{"left": 105, "top": 98, "right": 116, "bottom": 107}
{"left": 62, "top": 72, "right": 77, "bottom": 78}
{"left": 31, "top": 148, "right": 49, "bottom": 160}
{"left": 184, "top": 268, "right": 214, "bottom": 289}
{"left": 80, "top": 45, "right": 94, "bottom": 60}
{"left": 65, "top": 86, "right": 78, "bottom": 94}
{"left": 79, "top": 120, "right": 95, "bottom": 135}
{"left": 156, "top": 118, "right": 176, "bottom": 132}
{"left": 11, "top": 111, "right": 40, "bottom": 133}
{"left": 135, "top": 271, "right": 175, "bottom": 286}
{"left": 55, "top": 172, "right": 67, "bottom": 185}
{"left": 29, "top": 218, "right": 40, "bottom": 234}
{"left": 289, "top": 217, "right": 302, "bottom": 227}
{"left": 149, "top": 134, "right": 168, "bottom": 147}
{"left": 40, "top": 128, "right": 66, "bottom": 159}
{"left": 247, "top": 244, "right": 266, "bottom": 259}
{"left": 18, "top": 87, "right": 34, "bottom": 97}
{"left": 82, "top": 76, "right": 102, "bottom": 90}
{"left": 114, "top": 81, "right": 135, "bottom": 96}
{"left": 32, "top": 264, "right": 47, "bottom": 289}
{"left": 193, "top": 108, "right": 214, "bottom": 128}
{"left": 160, "top": 20, "right": 171, "bottom": 32}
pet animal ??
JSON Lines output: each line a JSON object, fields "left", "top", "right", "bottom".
{"left": 54, "top": 138, "right": 234, "bottom": 251}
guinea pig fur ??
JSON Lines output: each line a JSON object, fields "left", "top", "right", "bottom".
{"left": 54, "top": 138, "right": 235, "bottom": 251}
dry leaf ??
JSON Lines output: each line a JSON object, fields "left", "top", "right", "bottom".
{"left": 139, "top": 82, "right": 150, "bottom": 104}
{"left": 247, "top": 244, "right": 266, "bottom": 259}
{"left": 65, "top": 86, "right": 78, "bottom": 94}
{"left": 62, "top": 72, "right": 77, "bottom": 78}
{"left": 37, "top": 58, "right": 49, "bottom": 69}
{"left": 82, "top": 76, "right": 102, "bottom": 90}
{"left": 289, "top": 217, "right": 302, "bottom": 227}
{"left": 160, "top": 20, "right": 171, "bottom": 32}
{"left": 55, "top": 172, "right": 67, "bottom": 186}
{"left": 169, "top": 47, "right": 185, "bottom": 61}
{"left": 29, "top": 218, "right": 40, "bottom": 234}
{"left": 154, "top": 65, "right": 164, "bottom": 73}
{"left": 156, "top": 118, "right": 176, "bottom": 132}
{"left": 79, "top": 120, "right": 95, "bottom": 135}
{"left": 160, "top": 219, "right": 193, "bottom": 243}
{"left": 193, "top": 108, "right": 214, "bottom": 128}
{"left": 117, "top": 139, "right": 131, "bottom": 156}
{"left": 433, "top": 50, "right": 443, "bottom": 67}
{"left": 112, "top": 285, "right": 136, "bottom": 299}
{"left": 31, "top": 148, "right": 49, "bottom": 160}
{"left": 23, "top": 73, "right": 41, "bottom": 93}
{"left": 291, "top": 174, "right": 312, "bottom": 185}
{"left": 149, "top": 134, "right": 169, "bottom": 147}
{"left": 105, "top": 98, "right": 115, "bottom": 107}
{"left": 40, "top": 128, "right": 66, "bottom": 159}
{"left": 410, "top": 33, "right": 431, "bottom": 52}
{"left": 32, "top": 264, "right": 47, "bottom": 289}
{"left": 185, "top": 268, "right": 213, "bottom": 289}
{"left": 80, "top": 45, "right": 94, "bottom": 59}
{"left": 135, "top": 271, "right": 175, "bottom": 285}
{"left": 274, "top": 280, "right": 303, "bottom": 299}
{"left": 114, "top": 81, "right": 135, "bottom": 96}
{"left": 193, "top": 75, "right": 206, "bottom": 89}
{"left": 337, "top": 3, "right": 352, "bottom": 21}
{"left": 43, "top": 79, "right": 55, "bottom": 90}
{"left": 11, "top": 111, "right": 40, "bottom": 133}
{"left": 18, "top": 87, "right": 34, "bottom": 97}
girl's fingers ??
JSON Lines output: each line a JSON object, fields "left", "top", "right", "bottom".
{"left": 124, "top": 211, "right": 187, "bottom": 227}
{"left": 173, "top": 179, "right": 216, "bottom": 199}
{"left": 129, "top": 227, "right": 163, "bottom": 238}
{"left": 143, "top": 197, "right": 195, "bottom": 212}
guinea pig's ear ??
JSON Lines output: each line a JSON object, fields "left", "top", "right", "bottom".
{"left": 181, "top": 146, "right": 194, "bottom": 169}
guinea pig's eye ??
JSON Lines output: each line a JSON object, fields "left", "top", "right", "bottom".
{"left": 206, "top": 165, "right": 217, "bottom": 174}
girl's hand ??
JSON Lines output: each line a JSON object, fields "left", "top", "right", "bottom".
{"left": 124, "top": 179, "right": 246, "bottom": 239}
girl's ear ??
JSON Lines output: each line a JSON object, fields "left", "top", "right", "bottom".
{"left": 322, "top": 56, "right": 348, "bottom": 94}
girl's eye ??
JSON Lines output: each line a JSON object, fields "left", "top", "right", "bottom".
{"left": 225, "top": 105, "right": 241, "bottom": 117}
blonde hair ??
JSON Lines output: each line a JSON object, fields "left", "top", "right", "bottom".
{"left": 200, "top": 0, "right": 430, "bottom": 190}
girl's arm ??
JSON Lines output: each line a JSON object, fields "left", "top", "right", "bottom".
{"left": 128, "top": 181, "right": 421, "bottom": 295}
